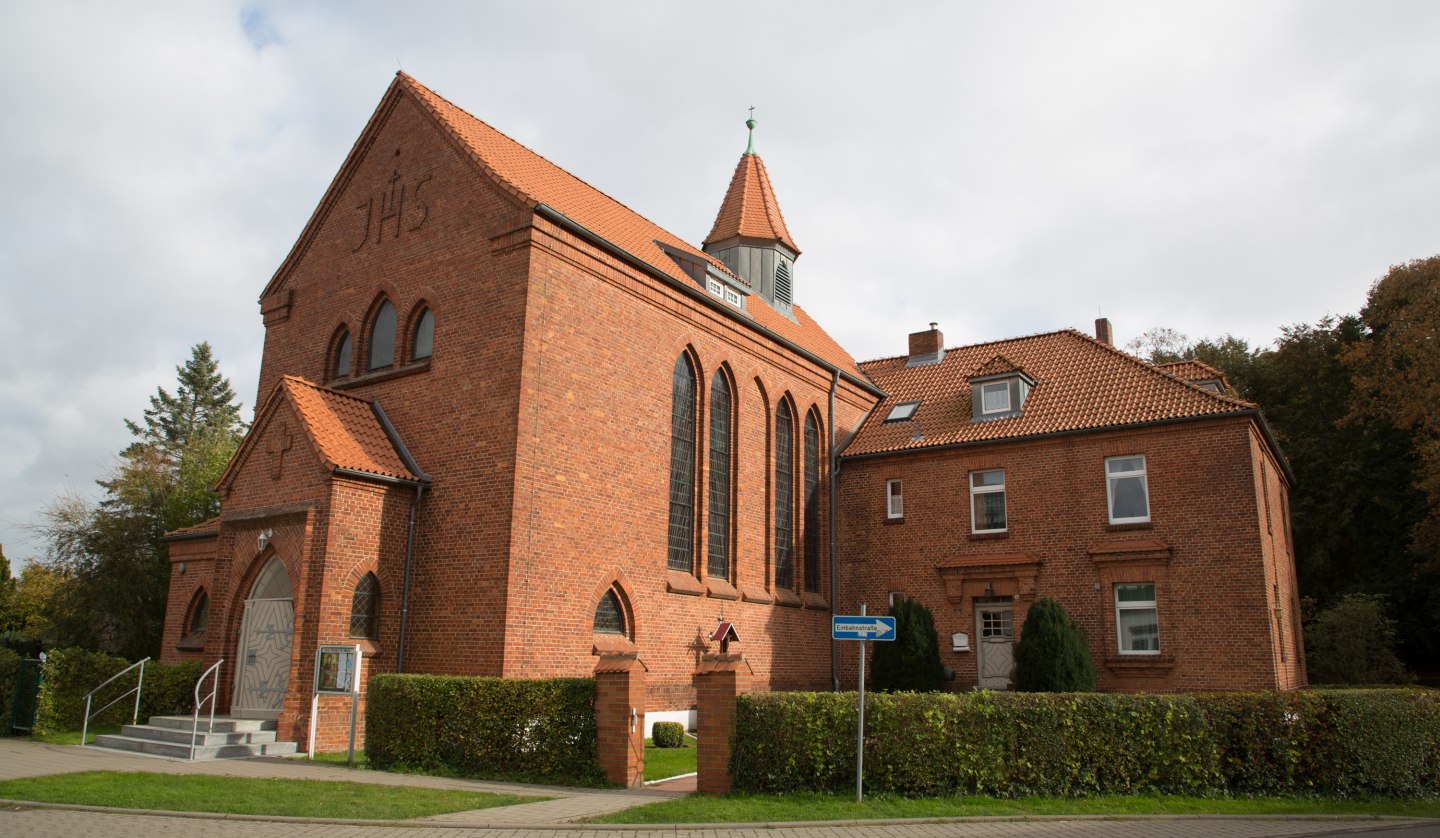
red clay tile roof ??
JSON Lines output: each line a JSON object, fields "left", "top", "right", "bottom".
{"left": 163, "top": 516, "right": 221, "bottom": 539}
{"left": 703, "top": 153, "right": 801, "bottom": 254}
{"left": 971, "top": 354, "right": 1026, "bottom": 379}
{"left": 394, "top": 74, "right": 858, "bottom": 377}
{"left": 844, "top": 329, "right": 1256, "bottom": 457}
{"left": 218, "top": 376, "right": 417, "bottom": 489}
{"left": 1156, "top": 359, "right": 1231, "bottom": 389}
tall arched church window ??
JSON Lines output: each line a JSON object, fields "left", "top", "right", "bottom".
{"left": 594, "top": 589, "right": 627, "bottom": 635}
{"left": 774, "top": 402, "right": 795, "bottom": 589}
{"left": 667, "top": 354, "right": 697, "bottom": 572}
{"left": 368, "top": 299, "right": 396, "bottom": 370}
{"left": 707, "top": 371, "right": 732, "bottom": 579}
{"left": 350, "top": 573, "right": 379, "bottom": 639}
{"left": 412, "top": 307, "right": 434, "bottom": 361}
{"left": 803, "top": 412, "right": 821, "bottom": 593}
{"left": 333, "top": 331, "right": 353, "bottom": 379}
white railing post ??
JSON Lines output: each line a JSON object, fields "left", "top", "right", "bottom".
{"left": 190, "top": 659, "right": 224, "bottom": 761}
{"left": 80, "top": 657, "right": 151, "bottom": 747}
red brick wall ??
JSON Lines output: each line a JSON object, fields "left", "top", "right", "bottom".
{"left": 836, "top": 416, "right": 1303, "bottom": 693}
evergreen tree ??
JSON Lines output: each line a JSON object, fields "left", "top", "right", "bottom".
{"left": 870, "top": 597, "right": 945, "bottom": 692}
{"left": 1012, "top": 597, "right": 1095, "bottom": 692}
{"left": 124, "top": 341, "right": 244, "bottom": 461}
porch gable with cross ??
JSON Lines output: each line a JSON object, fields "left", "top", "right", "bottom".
{"left": 267, "top": 423, "right": 294, "bottom": 480}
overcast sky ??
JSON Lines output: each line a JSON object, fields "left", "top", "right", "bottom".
{"left": 3, "top": 1, "right": 1438, "bottom": 565}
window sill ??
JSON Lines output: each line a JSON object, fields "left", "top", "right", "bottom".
{"left": 175, "top": 632, "right": 206, "bottom": 652}
{"left": 740, "top": 584, "right": 772, "bottom": 605}
{"left": 665, "top": 570, "right": 705, "bottom": 597}
{"left": 969, "top": 531, "right": 1008, "bottom": 541}
{"left": 802, "top": 592, "right": 830, "bottom": 610}
{"left": 884, "top": 517, "right": 905, "bottom": 525}
{"left": 331, "top": 357, "right": 431, "bottom": 390}
{"left": 1107, "top": 521, "right": 1154, "bottom": 532}
{"left": 352, "top": 638, "right": 382, "bottom": 658}
{"left": 1104, "top": 654, "right": 1175, "bottom": 676}
{"left": 592, "top": 634, "right": 638, "bottom": 656}
{"left": 705, "top": 577, "right": 740, "bottom": 601}
{"left": 773, "top": 588, "right": 803, "bottom": 608}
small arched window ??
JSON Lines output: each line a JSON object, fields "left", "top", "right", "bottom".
{"left": 333, "top": 331, "right": 353, "bottom": 379}
{"left": 368, "top": 300, "right": 396, "bottom": 371}
{"left": 594, "top": 589, "right": 627, "bottom": 635}
{"left": 188, "top": 590, "right": 209, "bottom": 636}
{"left": 774, "top": 401, "right": 795, "bottom": 590}
{"left": 412, "top": 308, "right": 434, "bottom": 361}
{"left": 667, "top": 354, "right": 697, "bottom": 573}
{"left": 350, "top": 573, "right": 379, "bottom": 639}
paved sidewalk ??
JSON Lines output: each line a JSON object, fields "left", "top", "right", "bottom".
{"left": 0, "top": 738, "right": 1434, "bottom": 837}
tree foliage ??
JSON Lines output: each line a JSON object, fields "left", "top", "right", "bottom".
{"left": 28, "top": 343, "right": 245, "bottom": 659}
{"left": 1012, "top": 597, "right": 1095, "bottom": 692}
{"left": 870, "top": 597, "right": 945, "bottom": 692}
{"left": 1304, "top": 594, "right": 1410, "bottom": 685}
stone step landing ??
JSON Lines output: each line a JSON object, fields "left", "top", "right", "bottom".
{"left": 92, "top": 715, "right": 299, "bottom": 760}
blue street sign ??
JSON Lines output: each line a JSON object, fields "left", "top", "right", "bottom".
{"left": 832, "top": 615, "right": 897, "bottom": 641}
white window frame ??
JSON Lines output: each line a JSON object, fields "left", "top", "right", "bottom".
{"left": 1114, "top": 583, "right": 1160, "bottom": 655}
{"left": 981, "top": 381, "right": 1011, "bottom": 414}
{"left": 969, "top": 469, "right": 1007, "bottom": 533}
{"left": 1105, "top": 454, "right": 1150, "bottom": 524}
{"left": 886, "top": 478, "right": 904, "bottom": 519}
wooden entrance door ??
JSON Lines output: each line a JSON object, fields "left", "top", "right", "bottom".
{"left": 975, "top": 601, "right": 1015, "bottom": 690}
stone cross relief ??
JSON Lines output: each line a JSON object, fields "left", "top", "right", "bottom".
{"left": 353, "top": 149, "right": 433, "bottom": 252}
{"left": 267, "top": 424, "right": 293, "bottom": 480}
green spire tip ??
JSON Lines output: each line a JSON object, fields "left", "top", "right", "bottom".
{"left": 745, "top": 106, "right": 757, "bottom": 155}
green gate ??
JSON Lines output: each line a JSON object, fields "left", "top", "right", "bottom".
{"left": 10, "top": 658, "right": 43, "bottom": 735}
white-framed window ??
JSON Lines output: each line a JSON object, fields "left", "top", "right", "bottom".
{"left": 706, "top": 277, "right": 724, "bottom": 298}
{"left": 970, "top": 469, "right": 1007, "bottom": 533}
{"left": 724, "top": 287, "right": 742, "bottom": 307}
{"left": 885, "top": 401, "right": 920, "bottom": 423}
{"left": 886, "top": 478, "right": 903, "bottom": 519}
{"left": 1115, "top": 583, "right": 1160, "bottom": 654}
{"left": 981, "top": 381, "right": 1011, "bottom": 414}
{"left": 1105, "top": 455, "right": 1150, "bottom": 523}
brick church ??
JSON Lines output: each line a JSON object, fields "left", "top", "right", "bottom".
{"left": 161, "top": 73, "right": 1305, "bottom": 749}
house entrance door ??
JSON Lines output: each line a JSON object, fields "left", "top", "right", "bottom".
{"left": 232, "top": 555, "right": 294, "bottom": 719}
{"left": 975, "top": 600, "right": 1014, "bottom": 690}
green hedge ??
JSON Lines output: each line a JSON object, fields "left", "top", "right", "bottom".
{"left": 32, "top": 648, "right": 200, "bottom": 736}
{"left": 366, "top": 674, "right": 604, "bottom": 786}
{"left": 733, "top": 689, "right": 1440, "bottom": 798}
{"left": 0, "top": 647, "right": 18, "bottom": 734}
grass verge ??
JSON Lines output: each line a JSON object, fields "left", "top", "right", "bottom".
{"left": 30, "top": 725, "right": 121, "bottom": 746}
{"left": 644, "top": 735, "right": 697, "bottom": 782}
{"left": 0, "top": 771, "right": 543, "bottom": 819}
{"left": 588, "top": 792, "right": 1440, "bottom": 823}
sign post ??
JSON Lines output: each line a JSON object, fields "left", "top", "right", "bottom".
{"left": 832, "top": 606, "right": 895, "bottom": 802}
{"left": 310, "top": 644, "right": 364, "bottom": 766}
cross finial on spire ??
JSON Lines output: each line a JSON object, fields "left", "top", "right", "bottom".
{"left": 745, "top": 106, "right": 757, "bottom": 155}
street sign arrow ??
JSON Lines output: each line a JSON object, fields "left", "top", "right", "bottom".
{"left": 832, "top": 615, "right": 897, "bottom": 641}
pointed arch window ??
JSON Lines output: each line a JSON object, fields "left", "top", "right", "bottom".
{"left": 333, "top": 331, "right": 353, "bottom": 379}
{"left": 803, "top": 412, "right": 821, "bottom": 593}
{"left": 774, "top": 402, "right": 795, "bottom": 590}
{"left": 412, "top": 307, "right": 434, "bottom": 361}
{"left": 667, "top": 354, "right": 697, "bottom": 572}
{"left": 594, "top": 589, "right": 627, "bottom": 635}
{"left": 368, "top": 299, "right": 397, "bottom": 371}
{"left": 188, "top": 590, "right": 209, "bottom": 636}
{"left": 350, "top": 573, "right": 379, "bottom": 639}
{"left": 708, "top": 371, "right": 732, "bottom": 579}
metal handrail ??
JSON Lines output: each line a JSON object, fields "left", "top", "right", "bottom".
{"left": 82, "top": 657, "right": 149, "bottom": 747}
{"left": 190, "top": 658, "right": 224, "bottom": 761}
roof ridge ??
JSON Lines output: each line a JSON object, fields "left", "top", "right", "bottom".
{"left": 280, "top": 373, "right": 374, "bottom": 406}
{"left": 1061, "top": 329, "right": 1255, "bottom": 408}
{"left": 857, "top": 328, "right": 1076, "bottom": 367}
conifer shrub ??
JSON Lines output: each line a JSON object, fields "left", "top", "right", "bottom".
{"left": 1012, "top": 597, "right": 1095, "bottom": 692}
{"left": 651, "top": 721, "right": 684, "bottom": 748}
{"left": 870, "top": 597, "right": 944, "bottom": 692}
{"left": 1304, "top": 593, "right": 1409, "bottom": 685}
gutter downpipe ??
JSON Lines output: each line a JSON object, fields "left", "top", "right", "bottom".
{"left": 829, "top": 369, "right": 840, "bottom": 692}
{"left": 369, "top": 402, "right": 433, "bottom": 675}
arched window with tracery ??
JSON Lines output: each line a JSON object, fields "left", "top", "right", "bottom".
{"left": 707, "top": 370, "right": 732, "bottom": 579}
{"left": 774, "top": 399, "right": 795, "bottom": 590}
{"left": 350, "top": 572, "right": 379, "bottom": 639}
{"left": 594, "top": 589, "right": 628, "bottom": 636}
{"left": 803, "top": 411, "right": 821, "bottom": 593}
{"left": 411, "top": 307, "right": 434, "bottom": 361}
{"left": 667, "top": 353, "right": 697, "bottom": 572}
{"left": 368, "top": 299, "right": 396, "bottom": 371}
{"left": 332, "top": 330, "right": 353, "bottom": 379}
{"left": 188, "top": 590, "right": 209, "bottom": 636}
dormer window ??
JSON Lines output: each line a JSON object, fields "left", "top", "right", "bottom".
{"left": 885, "top": 401, "right": 920, "bottom": 423}
{"left": 981, "top": 382, "right": 1011, "bottom": 414}
{"left": 969, "top": 356, "right": 1034, "bottom": 422}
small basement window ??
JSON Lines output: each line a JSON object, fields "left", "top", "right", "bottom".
{"left": 885, "top": 401, "right": 920, "bottom": 423}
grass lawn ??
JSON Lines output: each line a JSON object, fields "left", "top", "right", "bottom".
{"left": 588, "top": 791, "right": 1440, "bottom": 824}
{"left": 303, "top": 749, "right": 370, "bottom": 769}
{"left": 31, "top": 725, "right": 121, "bottom": 746}
{"left": 0, "top": 771, "right": 542, "bottom": 819}
{"left": 644, "top": 735, "right": 697, "bottom": 782}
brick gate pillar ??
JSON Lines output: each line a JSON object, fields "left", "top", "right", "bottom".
{"left": 593, "top": 653, "right": 646, "bottom": 788}
{"left": 694, "top": 652, "right": 752, "bottom": 795}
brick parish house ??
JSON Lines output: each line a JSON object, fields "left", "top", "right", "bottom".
{"left": 159, "top": 73, "right": 1304, "bottom": 752}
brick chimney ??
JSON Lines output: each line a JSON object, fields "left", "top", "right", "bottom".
{"left": 1095, "top": 318, "right": 1113, "bottom": 346}
{"left": 906, "top": 323, "right": 945, "bottom": 367}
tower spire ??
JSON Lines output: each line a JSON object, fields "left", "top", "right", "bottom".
{"left": 746, "top": 107, "right": 757, "bottom": 155}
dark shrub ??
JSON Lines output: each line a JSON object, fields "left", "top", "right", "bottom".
{"left": 1305, "top": 594, "right": 1409, "bottom": 685}
{"left": 1012, "top": 597, "right": 1095, "bottom": 692}
{"left": 870, "top": 597, "right": 944, "bottom": 692}
{"left": 32, "top": 648, "right": 198, "bottom": 735}
{"left": 652, "top": 721, "right": 684, "bottom": 748}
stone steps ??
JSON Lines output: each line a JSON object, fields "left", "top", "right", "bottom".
{"left": 91, "top": 715, "right": 298, "bottom": 760}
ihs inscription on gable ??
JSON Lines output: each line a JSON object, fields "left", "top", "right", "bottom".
{"left": 353, "top": 148, "right": 432, "bottom": 252}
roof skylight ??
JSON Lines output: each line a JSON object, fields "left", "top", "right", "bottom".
{"left": 885, "top": 401, "right": 920, "bottom": 423}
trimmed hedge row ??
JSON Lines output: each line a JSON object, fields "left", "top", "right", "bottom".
{"left": 0, "top": 647, "right": 18, "bottom": 734}
{"left": 733, "top": 689, "right": 1440, "bottom": 798}
{"left": 32, "top": 648, "right": 200, "bottom": 735}
{"left": 366, "top": 674, "right": 604, "bottom": 786}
